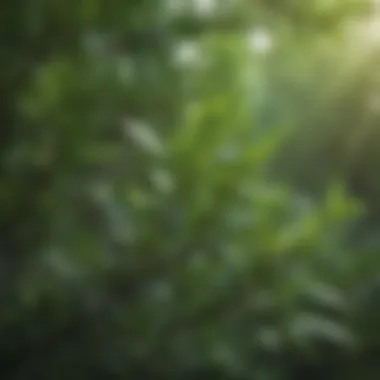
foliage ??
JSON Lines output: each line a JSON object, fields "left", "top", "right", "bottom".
{"left": 1, "top": 1, "right": 380, "bottom": 379}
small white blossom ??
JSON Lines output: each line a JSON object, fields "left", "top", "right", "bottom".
{"left": 173, "top": 41, "right": 200, "bottom": 67}
{"left": 248, "top": 28, "right": 273, "bottom": 55}
{"left": 193, "top": 0, "right": 216, "bottom": 16}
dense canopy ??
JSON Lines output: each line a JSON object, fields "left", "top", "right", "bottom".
{"left": 2, "top": 1, "right": 380, "bottom": 379}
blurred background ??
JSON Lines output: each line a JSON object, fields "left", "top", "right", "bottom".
{"left": 2, "top": 0, "right": 380, "bottom": 379}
